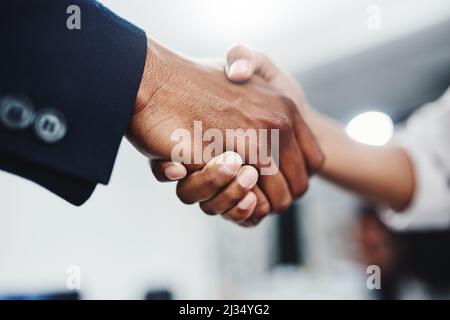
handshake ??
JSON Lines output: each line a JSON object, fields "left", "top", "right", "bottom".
{"left": 129, "top": 40, "right": 415, "bottom": 227}
{"left": 1, "top": 2, "right": 419, "bottom": 229}
{"left": 126, "top": 40, "right": 325, "bottom": 227}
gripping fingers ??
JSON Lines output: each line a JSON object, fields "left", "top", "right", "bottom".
{"left": 239, "top": 185, "right": 271, "bottom": 227}
{"left": 200, "top": 166, "right": 259, "bottom": 215}
{"left": 222, "top": 191, "right": 258, "bottom": 223}
{"left": 176, "top": 152, "right": 243, "bottom": 204}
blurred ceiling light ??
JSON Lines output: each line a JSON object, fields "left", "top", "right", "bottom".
{"left": 345, "top": 111, "right": 394, "bottom": 146}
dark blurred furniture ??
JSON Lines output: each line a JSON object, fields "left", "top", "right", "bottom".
{"left": 358, "top": 205, "right": 450, "bottom": 300}
{"left": 275, "top": 203, "right": 303, "bottom": 266}
{"left": 0, "top": 291, "right": 80, "bottom": 300}
{"left": 145, "top": 289, "right": 173, "bottom": 300}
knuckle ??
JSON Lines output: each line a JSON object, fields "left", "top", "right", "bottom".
{"left": 227, "top": 208, "right": 251, "bottom": 223}
{"left": 254, "top": 201, "right": 271, "bottom": 217}
{"left": 292, "top": 179, "right": 309, "bottom": 199}
{"left": 205, "top": 174, "right": 223, "bottom": 190}
{"left": 272, "top": 114, "right": 293, "bottom": 132}
{"left": 281, "top": 96, "right": 298, "bottom": 114}
{"left": 176, "top": 184, "right": 195, "bottom": 205}
{"left": 224, "top": 187, "right": 248, "bottom": 205}
{"left": 200, "top": 202, "right": 218, "bottom": 216}
{"left": 272, "top": 196, "right": 293, "bottom": 213}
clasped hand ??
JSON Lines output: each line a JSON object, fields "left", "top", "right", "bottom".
{"left": 127, "top": 42, "right": 324, "bottom": 227}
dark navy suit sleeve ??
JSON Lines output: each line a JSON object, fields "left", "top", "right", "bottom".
{"left": 0, "top": 0, "right": 148, "bottom": 205}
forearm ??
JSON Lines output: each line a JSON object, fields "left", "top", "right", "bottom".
{"left": 304, "top": 108, "right": 415, "bottom": 211}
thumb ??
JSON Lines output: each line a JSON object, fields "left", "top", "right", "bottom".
{"left": 226, "top": 45, "right": 256, "bottom": 83}
{"left": 150, "top": 160, "right": 187, "bottom": 182}
{"left": 226, "top": 44, "right": 279, "bottom": 84}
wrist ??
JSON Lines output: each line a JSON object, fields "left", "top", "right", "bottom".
{"left": 302, "top": 106, "right": 326, "bottom": 146}
{"left": 302, "top": 107, "right": 337, "bottom": 174}
{"left": 127, "top": 39, "right": 199, "bottom": 159}
{"left": 134, "top": 39, "right": 175, "bottom": 115}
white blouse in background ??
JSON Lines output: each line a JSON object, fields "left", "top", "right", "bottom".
{"left": 382, "top": 88, "right": 450, "bottom": 231}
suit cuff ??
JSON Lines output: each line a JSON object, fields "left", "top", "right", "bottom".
{"left": 0, "top": 150, "right": 96, "bottom": 206}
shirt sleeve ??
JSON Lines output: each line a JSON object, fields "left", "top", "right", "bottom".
{"left": 380, "top": 88, "right": 450, "bottom": 231}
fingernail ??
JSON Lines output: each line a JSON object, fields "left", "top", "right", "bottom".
{"left": 238, "top": 192, "right": 257, "bottom": 210}
{"left": 221, "top": 152, "right": 243, "bottom": 175}
{"left": 164, "top": 163, "right": 187, "bottom": 181}
{"left": 228, "top": 59, "right": 249, "bottom": 76}
{"left": 238, "top": 167, "right": 258, "bottom": 189}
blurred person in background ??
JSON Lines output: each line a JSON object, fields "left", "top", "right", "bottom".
{"left": 155, "top": 45, "right": 450, "bottom": 231}
{"left": 357, "top": 204, "right": 450, "bottom": 299}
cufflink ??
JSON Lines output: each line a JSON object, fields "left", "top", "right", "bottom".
{"left": 0, "top": 96, "right": 35, "bottom": 130}
{"left": 33, "top": 108, "right": 67, "bottom": 144}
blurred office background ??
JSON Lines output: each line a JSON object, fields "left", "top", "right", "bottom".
{"left": 1, "top": 0, "right": 450, "bottom": 299}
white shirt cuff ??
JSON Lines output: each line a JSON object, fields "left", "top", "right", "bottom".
{"left": 380, "top": 137, "right": 450, "bottom": 231}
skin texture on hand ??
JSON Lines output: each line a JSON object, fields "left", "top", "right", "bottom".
{"left": 192, "top": 44, "right": 416, "bottom": 213}
{"left": 127, "top": 40, "right": 324, "bottom": 227}
{"left": 145, "top": 43, "right": 324, "bottom": 227}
